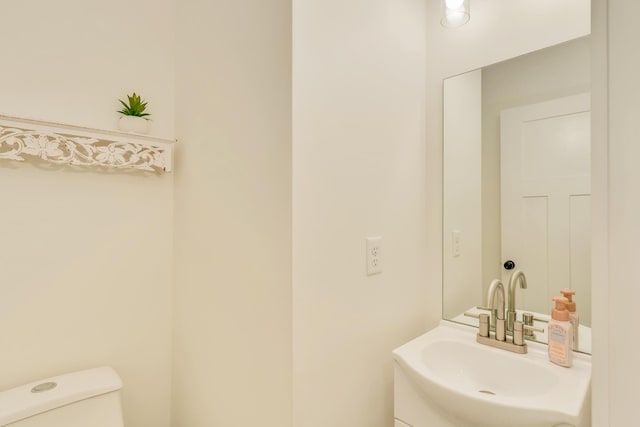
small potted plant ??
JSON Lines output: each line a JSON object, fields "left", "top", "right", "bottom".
{"left": 117, "top": 92, "right": 150, "bottom": 134}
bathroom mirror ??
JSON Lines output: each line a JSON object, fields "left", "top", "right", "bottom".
{"left": 442, "top": 36, "right": 592, "bottom": 354}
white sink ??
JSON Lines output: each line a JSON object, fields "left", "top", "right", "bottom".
{"left": 393, "top": 321, "right": 591, "bottom": 427}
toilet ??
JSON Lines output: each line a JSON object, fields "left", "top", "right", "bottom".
{"left": 0, "top": 367, "right": 124, "bottom": 427}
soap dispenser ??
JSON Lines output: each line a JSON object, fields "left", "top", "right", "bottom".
{"left": 560, "top": 288, "right": 579, "bottom": 350}
{"left": 548, "top": 297, "right": 573, "bottom": 368}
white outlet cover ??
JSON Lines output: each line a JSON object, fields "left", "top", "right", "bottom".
{"left": 366, "top": 236, "right": 382, "bottom": 275}
{"left": 452, "top": 230, "right": 461, "bottom": 257}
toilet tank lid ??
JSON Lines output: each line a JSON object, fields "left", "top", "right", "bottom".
{"left": 0, "top": 366, "right": 122, "bottom": 426}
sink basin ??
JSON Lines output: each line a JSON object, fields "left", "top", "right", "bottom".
{"left": 393, "top": 321, "right": 591, "bottom": 427}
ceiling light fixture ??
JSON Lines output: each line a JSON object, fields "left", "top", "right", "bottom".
{"left": 441, "top": 0, "right": 470, "bottom": 28}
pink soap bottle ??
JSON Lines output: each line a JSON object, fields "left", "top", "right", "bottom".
{"left": 560, "top": 288, "right": 579, "bottom": 350}
{"left": 548, "top": 297, "right": 573, "bottom": 368}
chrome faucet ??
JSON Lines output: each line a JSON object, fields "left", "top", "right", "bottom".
{"left": 487, "top": 279, "right": 506, "bottom": 341}
{"left": 507, "top": 270, "right": 527, "bottom": 333}
{"left": 464, "top": 277, "right": 543, "bottom": 354}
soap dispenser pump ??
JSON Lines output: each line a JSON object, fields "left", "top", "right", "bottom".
{"left": 548, "top": 297, "right": 573, "bottom": 368}
{"left": 560, "top": 288, "right": 579, "bottom": 350}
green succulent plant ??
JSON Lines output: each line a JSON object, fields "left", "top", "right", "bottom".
{"left": 117, "top": 93, "right": 150, "bottom": 118}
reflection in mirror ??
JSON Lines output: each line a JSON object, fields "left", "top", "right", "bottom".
{"left": 442, "top": 37, "right": 592, "bottom": 354}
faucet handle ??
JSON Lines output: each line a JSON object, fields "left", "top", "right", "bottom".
{"left": 523, "top": 312, "right": 535, "bottom": 325}
{"left": 514, "top": 321, "right": 545, "bottom": 346}
{"left": 514, "top": 321, "right": 526, "bottom": 346}
{"left": 476, "top": 306, "right": 498, "bottom": 329}
{"left": 523, "top": 313, "right": 535, "bottom": 337}
{"left": 465, "top": 312, "right": 491, "bottom": 338}
{"left": 524, "top": 324, "right": 544, "bottom": 334}
{"left": 523, "top": 312, "right": 549, "bottom": 324}
{"left": 478, "top": 314, "right": 490, "bottom": 338}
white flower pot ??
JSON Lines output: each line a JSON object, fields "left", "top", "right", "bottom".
{"left": 118, "top": 116, "right": 150, "bottom": 134}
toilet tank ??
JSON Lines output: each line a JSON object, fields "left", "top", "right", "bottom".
{"left": 0, "top": 367, "right": 124, "bottom": 427}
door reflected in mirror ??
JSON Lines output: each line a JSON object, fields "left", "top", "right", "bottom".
{"left": 442, "top": 36, "right": 592, "bottom": 354}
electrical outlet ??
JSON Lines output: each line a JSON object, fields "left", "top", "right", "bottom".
{"left": 366, "top": 236, "right": 382, "bottom": 275}
{"left": 452, "top": 230, "right": 461, "bottom": 257}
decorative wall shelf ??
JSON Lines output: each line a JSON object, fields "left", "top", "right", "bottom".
{"left": 0, "top": 115, "right": 176, "bottom": 173}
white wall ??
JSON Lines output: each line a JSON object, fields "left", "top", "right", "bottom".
{"left": 590, "top": 0, "right": 609, "bottom": 424}
{"left": 426, "top": 0, "right": 590, "bottom": 336}
{"left": 0, "top": 1, "right": 175, "bottom": 427}
{"left": 172, "top": 1, "right": 292, "bottom": 426}
{"left": 443, "top": 70, "right": 483, "bottom": 318}
{"left": 292, "top": 0, "right": 428, "bottom": 426}
{"left": 593, "top": 0, "right": 640, "bottom": 424}
{"left": 0, "top": 0, "right": 175, "bottom": 139}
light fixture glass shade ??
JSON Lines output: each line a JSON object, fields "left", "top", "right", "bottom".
{"left": 441, "top": 0, "right": 470, "bottom": 28}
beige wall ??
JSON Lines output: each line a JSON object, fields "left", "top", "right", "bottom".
{"left": 0, "top": 1, "right": 175, "bottom": 427}
{"left": 590, "top": 0, "right": 609, "bottom": 424}
{"left": 292, "top": 0, "right": 428, "bottom": 426}
{"left": 593, "top": 0, "right": 640, "bottom": 424}
{"left": 0, "top": 0, "right": 175, "bottom": 139}
{"left": 172, "top": 1, "right": 292, "bottom": 426}
{"left": 443, "top": 70, "right": 483, "bottom": 318}
{"left": 426, "top": 0, "right": 590, "bottom": 340}
{"left": 480, "top": 37, "right": 591, "bottom": 297}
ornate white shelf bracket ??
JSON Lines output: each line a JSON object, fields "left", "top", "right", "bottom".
{"left": 0, "top": 115, "right": 176, "bottom": 172}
